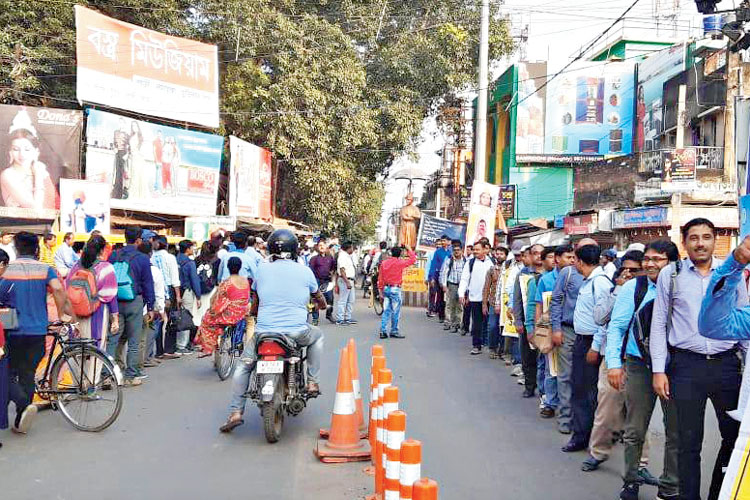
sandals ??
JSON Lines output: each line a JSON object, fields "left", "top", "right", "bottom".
{"left": 219, "top": 413, "right": 244, "bottom": 433}
{"left": 197, "top": 352, "right": 212, "bottom": 359}
{"left": 489, "top": 352, "right": 499, "bottom": 359}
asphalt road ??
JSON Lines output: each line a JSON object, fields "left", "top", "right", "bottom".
{"left": 2, "top": 297, "right": 723, "bottom": 499}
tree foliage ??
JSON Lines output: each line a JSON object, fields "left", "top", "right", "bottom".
{"left": 0, "top": 0, "right": 512, "bottom": 242}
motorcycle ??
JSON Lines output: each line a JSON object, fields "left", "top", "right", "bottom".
{"left": 245, "top": 333, "right": 319, "bottom": 443}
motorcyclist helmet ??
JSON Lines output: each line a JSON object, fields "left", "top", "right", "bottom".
{"left": 267, "top": 229, "right": 298, "bottom": 260}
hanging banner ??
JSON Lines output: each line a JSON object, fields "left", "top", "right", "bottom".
{"left": 415, "top": 214, "right": 467, "bottom": 252}
{"left": 74, "top": 6, "right": 220, "bottom": 128}
{"left": 85, "top": 109, "right": 224, "bottom": 216}
{"left": 228, "top": 136, "right": 273, "bottom": 219}
{"left": 59, "top": 179, "right": 110, "bottom": 234}
{"left": 465, "top": 180, "right": 500, "bottom": 246}
{"left": 0, "top": 104, "right": 83, "bottom": 219}
{"left": 499, "top": 184, "right": 516, "bottom": 220}
{"left": 184, "top": 215, "right": 236, "bottom": 242}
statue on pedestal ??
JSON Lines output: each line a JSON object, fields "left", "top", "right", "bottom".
{"left": 399, "top": 193, "right": 421, "bottom": 248}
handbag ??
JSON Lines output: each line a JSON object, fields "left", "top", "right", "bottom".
{"left": 0, "top": 307, "right": 18, "bottom": 330}
{"left": 532, "top": 309, "right": 554, "bottom": 354}
{"left": 167, "top": 307, "right": 194, "bottom": 333}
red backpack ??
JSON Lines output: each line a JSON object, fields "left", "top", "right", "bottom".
{"left": 67, "top": 267, "right": 101, "bottom": 317}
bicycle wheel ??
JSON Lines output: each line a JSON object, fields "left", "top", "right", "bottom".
{"left": 49, "top": 346, "right": 123, "bottom": 432}
{"left": 373, "top": 292, "right": 384, "bottom": 316}
{"left": 215, "top": 332, "right": 235, "bottom": 381}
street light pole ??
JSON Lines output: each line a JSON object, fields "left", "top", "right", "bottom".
{"left": 474, "top": 0, "right": 490, "bottom": 183}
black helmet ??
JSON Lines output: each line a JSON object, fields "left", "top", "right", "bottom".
{"left": 267, "top": 229, "right": 298, "bottom": 259}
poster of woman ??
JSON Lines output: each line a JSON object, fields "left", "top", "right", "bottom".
{"left": 59, "top": 179, "right": 110, "bottom": 234}
{"left": 0, "top": 104, "right": 82, "bottom": 219}
{"left": 465, "top": 180, "right": 500, "bottom": 246}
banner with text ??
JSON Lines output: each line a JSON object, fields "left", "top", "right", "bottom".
{"left": 85, "top": 109, "right": 224, "bottom": 216}
{"left": 75, "top": 6, "right": 220, "bottom": 128}
{"left": 228, "top": 136, "right": 273, "bottom": 219}
{"left": 59, "top": 179, "right": 110, "bottom": 234}
{"left": 466, "top": 180, "right": 500, "bottom": 246}
{"left": 0, "top": 104, "right": 82, "bottom": 219}
{"left": 415, "top": 214, "right": 467, "bottom": 252}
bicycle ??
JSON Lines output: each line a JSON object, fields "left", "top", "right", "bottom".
{"left": 369, "top": 280, "right": 384, "bottom": 316}
{"left": 35, "top": 321, "right": 124, "bottom": 432}
{"left": 214, "top": 318, "right": 246, "bottom": 381}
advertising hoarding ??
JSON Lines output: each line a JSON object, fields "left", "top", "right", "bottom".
{"left": 184, "top": 216, "right": 237, "bottom": 242}
{"left": 516, "top": 62, "right": 547, "bottom": 155}
{"left": 415, "top": 214, "right": 467, "bottom": 252}
{"left": 466, "top": 180, "right": 500, "bottom": 245}
{"left": 228, "top": 136, "right": 273, "bottom": 219}
{"left": 544, "top": 62, "right": 635, "bottom": 156}
{"left": 85, "top": 109, "right": 224, "bottom": 216}
{"left": 75, "top": 6, "right": 220, "bottom": 128}
{"left": 0, "top": 104, "right": 83, "bottom": 219}
{"left": 59, "top": 179, "right": 110, "bottom": 234}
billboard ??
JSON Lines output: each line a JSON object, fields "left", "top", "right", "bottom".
{"left": 75, "top": 6, "right": 220, "bottom": 128}
{"left": 85, "top": 109, "right": 224, "bottom": 216}
{"left": 0, "top": 104, "right": 83, "bottom": 219}
{"left": 415, "top": 214, "right": 467, "bottom": 252}
{"left": 544, "top": 62, "right": 635, "bottom": 156}
{"left": 59, "top": 179, "right": 110, "bottom": 234}
{"left": 516, "top": 62, "right": 546, "bottom": 155}
{"left": 228, "top": 136, "right": 273, "bottom": 219}
{"left": 184, "top": 216, "right": 236, "bottom": 242}
{"left": 636, "top": 43, "right": 686, "bottom": 152}
{"left": 465, "top": 180, "right": 500, "bottom": 246}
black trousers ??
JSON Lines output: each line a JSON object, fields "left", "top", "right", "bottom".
{"left": 570, "top": 334, "right": 600, "bottom": 447}
{"left": 429, "top": 279, "right": 445, "bottom": 319}
{"left": 462, "top": 299, "right": 471, "bottom": 333}
{"left": 468, "top": 301, "right": 486, "bottom": 348}
{"left": 8, "top": 335, "right": 46, "bottom": 419}
{"left": 519, "top": 333, "right": 538, "bottom": 393}
{"left": 669, "top": 348, "right": 742, "bottom": 500}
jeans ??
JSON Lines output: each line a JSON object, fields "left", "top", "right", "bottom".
{"left": 445, "top": 283, "right": 462, "bottom": 329}
{"left": 228, "top": 325, "right": 324, "bottom": 414}
{"left": 520, "top": 334, "right": 538, "bottom": 393}
{"left": 556, "top": 325, "right": 576, "bottom": 433}
{"left": 177, "top": 290, "right": 196, "bottom": 350}
{"left": 570, "top": 333, "right": 599, "bottom": 447}
{"left": 669, "top": 348, "right": 742, "bottom": 500}
{"left": 380, "top": 286, "right": 402, "bottom": 335}
{"left": 487, "top": 312, "right": 500, "bottom": 350}
{"left": 152, "top": 317, "right": 164, "bottom": 357}
{"left": 537, "top": 352, "right": 546, "bottom": 399}
{"left": 510, "top": 337, "right": 521, "bottom": 364}
{"left": 8, "top": 335, "right": 46, "bottom": 418}
{"left": 468, "top": 301, "right": 485, "bottom": 348}
{"left": 623, "top": 356, "right": 679, "bottom": 497}
{"left": 107, "top": 296, "right": 144, "bottom": 379}
{"left": 336, "top": 278, "right": 355, "bottom": 322}
{"left": 544, "top": 352, "right": 559, "bottom": 409}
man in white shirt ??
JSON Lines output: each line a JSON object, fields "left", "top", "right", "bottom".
{"left": 0, "top": 231, "right": 17, "bottom": 262}
{"left": 152, "top": 236, "right": 181, "bottom": 308}
{"left": 601, "top": 249, "right": 618, "bottom": 280}
{"left": 336, "top": 241, "right": 357, "bottom": 325}
{"left": 459, "top": 238, "right": 494, "bottom": 355}
{"left": 53, "top": 232, "right": 78, "bottom": 277}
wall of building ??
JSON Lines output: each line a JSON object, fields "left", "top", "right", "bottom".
{"left": 509, "top": 165, "right": 573, "bottom": 222}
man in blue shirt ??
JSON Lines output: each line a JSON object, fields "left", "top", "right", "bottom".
{"left": 218, "top": 231, "right": 259, "bottom": 282}
{"left": 427, "top": 235, "right": 450, "bottom": 321}
{"left": 220, "top": 229, "right": 326, "bottom": 433}
{"left": 0, "top": 232, "right": 71, "bottom": 434}
{"left": 605, "top": 240, "right": 679, "bottom": 500}
{"left": 176, "top": 240, "right": 202, "bottom": 353}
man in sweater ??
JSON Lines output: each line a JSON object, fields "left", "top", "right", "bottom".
{"left": 459, "top": 238, "right": 494, "bottom": 356}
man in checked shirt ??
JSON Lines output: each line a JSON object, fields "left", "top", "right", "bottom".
{"left": 440, "top": 240, "right": 466, "bottom": 334}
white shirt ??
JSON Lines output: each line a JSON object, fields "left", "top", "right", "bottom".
{"left": 152, "top": 249, "right": 179, "bottom": 288}
{"left": 151, "top": 265, "right": 166, "bottom": 313}
{"left": 604, "top": 262, "right": 617, "bottom": 280}
{"left": 337, "top": 251, "right": 356, "bottom": 281}
{"left": 458, "top": 256, "right": 494, "bottom": 302}
{"left": 0, "top": 243, "right": 16, "bottom": 262}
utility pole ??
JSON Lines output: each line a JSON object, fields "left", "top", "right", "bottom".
{"left": 474, "top": 0, "right": 490, "bottom": 183}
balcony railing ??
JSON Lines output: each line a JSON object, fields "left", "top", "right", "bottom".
{"left": 637, "top": 146, "right": 724, "bottom": 174}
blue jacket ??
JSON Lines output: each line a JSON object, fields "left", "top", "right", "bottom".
{"left": 429, "top": 247, "right": 450, "bottom": 281}
{"left": 109, "top": 245, "right": 155, "bottom": 309}
{"left": 177, "top": 253, "right": 202, "bottom": 297}
{"left": 699, "top": 252, "right": 750, "bottom": 341}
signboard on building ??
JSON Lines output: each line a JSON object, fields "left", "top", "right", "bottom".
{"left": 415, "top": 214, "right": 467, "bottom": 252}
{"left": 636, "top": 43, "right": 686, "bottom": 152}
{"left": 75, "top": 6, "right": 220, "bottom": 128}
{"left": 184, "top": 215, "right": 236, "bottom": 242}
{"left": 85, "top": 109, "right": 224, "bottom": 217}
{"left": 545, "top": 62, "right": 635, "bottom": 156}
{"left": 59, "top": 179, "right": 110, "bottom": 234}
{"left": 228, "top": 136, "right": 273, "bottom": 219}
{"left": 612, "top": 207, "right": 668, "bottom": 229}
{"left": 499, "top": 184, "right": 516, "bottom": 219}
{"left": 564, "top": 213, "right": 598, "bottom": 235}
{"left": 554, "top": 214, "right": 565, "bottom": 229}
{"left": 0, "top": 104, "right": 83, "bottom": 219}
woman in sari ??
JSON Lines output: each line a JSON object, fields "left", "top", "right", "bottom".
{"left": 195, "top": 257, "right": 250, "bottom": 357}
{"left": 66, "top": 235, "right": 119, "bottom": 349}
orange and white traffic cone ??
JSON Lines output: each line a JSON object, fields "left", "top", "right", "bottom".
{"left": 399, "top": 439, "right": 422, "bottom": 499}
{"left": 385, "top": 410, "right": 406, "bottom": 500}
{"left": 314, "top": 349, "right": 371, "bottom": 463}
{"left": 412, "top": 478, "right": 438, "bottom": 500}
{"left": 320, "top": 340, "right": 367, "bottom": 439}
{"left": 375, "top": 369, "right": 394, "bottom": 496}
{"left": 369, "top": 355, "right": 387, "bottom": 456}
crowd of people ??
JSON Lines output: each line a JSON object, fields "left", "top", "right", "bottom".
{"left": 420, "top": 219, "right": 748, "bottom": 500}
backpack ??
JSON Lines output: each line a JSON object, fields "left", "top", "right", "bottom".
{"left": 620, "top": 274, "right": 656, "bottom": 367}
{"left": 67, "top": 267, "right": 101, "bottom": 317}
{"left": 196, "top": 259, "right": 217, "bottom": 295}
{"left": 112, "top": 251, "right": 137, "bottom": 301}
{"left": 592, "top": 274, "right": 616, "bottom": 326}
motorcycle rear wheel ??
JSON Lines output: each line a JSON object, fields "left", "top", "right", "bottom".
{"left": 262, "top": 401, "right": 284, "bottom": 443}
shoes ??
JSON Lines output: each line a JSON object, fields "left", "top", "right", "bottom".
{"left": 581, "top": 455, "right": 606, "bottom": 472}
{"left": 143, "top": 359, "right": 159, "bottom": 368}
{"left": 326, "top": 315, "right": 335, "bottom": 324}
{"left": 470, "top": 347, "right": 482, "bottom": 355}
{"left": 488, "top": 351, "right": 499, "bottom": 359}
{"left": 452, "top": 326, "right": 460, "bottom": 333}
{"left": 558, "top": 426, "right": 572, "bottom": 435}
{"left": 390, "top": 333, "right": 405, "bottom": 339}
{"left": 517, "top": 377, "right": 525, "bottom": 385}
{"left": 312, "top": 319, "right": 319, "bottom": 326}
{"left": 176, "top": 348, "right": 193, "bottom": 355}
{"left": 443, "top": 324, "right": 452, "bottom": 331}
{"left": 336, "top": 321, "right": 345, "bottom": 326}
{"left": 124, "top": 378, "right": 143, "bottom": 387}
{"left": 561, "top": 441, "right": 586, "bottom": 453}
{"left": 539, "top": 407, "right": 555, "bottom": 418}
{"left": 638, "top": 467, "right": 660, "bottom": 487}
{"left": 522, "top": 389, "right": 535, "bottom": 398}
{"left": 344, "top": 319, "right": 358, "bottom": 325}
{"left": 460, "top": 329, "right": 468, "bottom": 336}
{"left": 426, "top": 312, "right": 435, "bottom": 317}
{"left": 379, "top": 332, "right": 388, "bottom": 339}
{"left": 656, "top": 493, "right": 678, "bottom": 500}
{"left": 510, "top": 365, "right": 523, "bottom": 377}
{"left": 162, "top": 353, "right": 180, "bottom": 359}
{"left": 135, "top": 374, "right": 149, "bottom": 381}
{"left": 619, "top": 483, "right": 640, "bottom": 500}
{"left": 13, "top": 405, "right": 38, "bottom": 434}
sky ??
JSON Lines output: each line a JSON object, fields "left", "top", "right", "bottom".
{"left": 376, "top": 0, "right": 735, "bottom": 241}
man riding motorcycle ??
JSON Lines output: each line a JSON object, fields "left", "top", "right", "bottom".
{"left": 220, "top": 229, "right": 326, "bottom": 433}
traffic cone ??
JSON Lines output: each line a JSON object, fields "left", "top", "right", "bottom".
{"left": 385, "top": 410, "right": 406, "bottom": 500}
{"left": 320, "top": 340, "right": 366, "bottom": 439}
{"left": 399, "top": 439, "right": 422, "bottom": 499}
{"left": 413, "top": 478, "right": 438, "bottom": 500}
{"left": 375, "top": 369, "right": 394, "bottom": 496}
{"left": 314, "top": 349, "right": 371, "bottom": 463}
{"left": 369, "top": 355, "right": 387, "bottom": 455}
